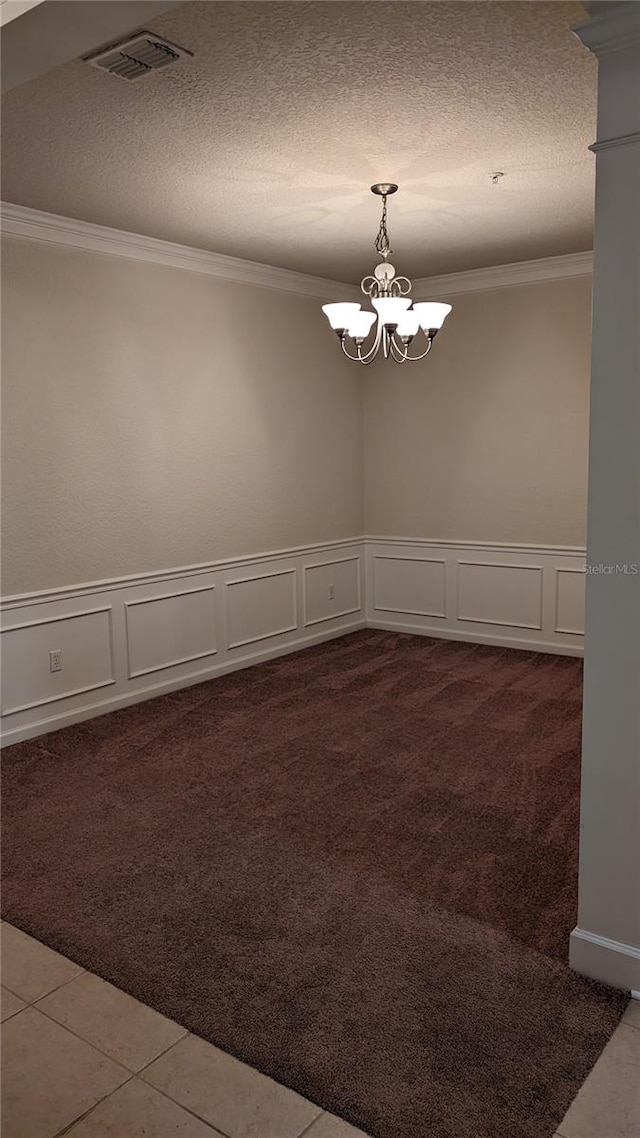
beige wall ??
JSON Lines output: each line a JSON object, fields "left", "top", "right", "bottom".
{"left": 1, "top": 236, "right": 363, "bottom": 594}
{"left": 364, "top": 276, "right": 592, "bottom": 546}
{"left": 2, "top": 236, "right": 592, "bottom": 599}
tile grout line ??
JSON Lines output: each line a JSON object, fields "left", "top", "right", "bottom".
{"left": 28, "top": 1000, "right": 143, "bottom": 1077}
{"left": 27, "top": 966, "right": 88, "bottom": 1002}
{"left": 0, "top": 980, "right": 30, "bottom": 1002}
{"left": 50, "top": 1074, "right": 136, "bottom": 1138}
{"left": 1, "top": 1008, "right": 26, "bottom": 1024}
{"left": 129, "top": 1030, "right": 191, "bottom": 1076}
{"left": 295, "top": 1108, "right": 326, "bottom": 1136}
{"left": 136, "top": 1034, "right": 324, "bottom": 1136}
{"left": 50, "top": 1074, "right": 230, "bottom": 1138}
{"left": 1, "top": 932, "right": 87, "bottom": 1005}
{"left": 130, "top": 1077, "right": 235, "bottom": 1137}
{"left": 32, "top": 996, "right": 191, "bottom": 1079}
{"left": 135, "top": 1045, "right": 270, "bottom": 1138}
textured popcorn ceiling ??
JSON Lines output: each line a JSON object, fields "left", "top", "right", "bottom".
{"left": 1, "top": 1, "right": 596, "bottom": 282}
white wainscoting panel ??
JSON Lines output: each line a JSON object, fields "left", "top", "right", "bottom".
{"left": 225, "top": 569, "right": 297, "bottom": 649}
{"left": 373, "top": 555, "right": 446, "bottom": 619}
{"left": 1, "top": 540, "right": 364, "bottom": 744}
{"left": 366, "top": 539, "right": 585, "bottom": 656}
{"left": 556, "top": 568, "right": 586, "bottom": 635}
{"left": 457, "top": 562, "right": 543, "bottom": 630}
{"left": 1, "top": 607, "right": 114, "bottom": 716}
{"left": 1, "top": 537, "right": 588, "bottom": 745}
{"left": 125, "top": 585, "right": 217, "bottom": 678}
{"left": 303, "top": 557, "right": 361, "bottom": 626}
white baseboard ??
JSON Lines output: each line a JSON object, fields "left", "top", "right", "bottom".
{"left": 367, "top": 618, "right": 584, "bottom": 656}
{"left": 570, "top": 927, "right": 640, "bottom": 992}
{"left": 1, "top": 536, "right": 586, "bottom": 745}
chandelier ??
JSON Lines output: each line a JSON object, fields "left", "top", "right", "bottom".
{"left": 322, "top": 184, "right": 451, "bottom": 364}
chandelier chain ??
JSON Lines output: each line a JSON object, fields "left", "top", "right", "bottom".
{"left": 374, "top": 195, "right": 392, "bottom": 260}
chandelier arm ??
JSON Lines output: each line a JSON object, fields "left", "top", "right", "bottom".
{"left": 402, "top": 334, "right": 435, "bottom": 362}
{"left": 354, "top": 319, "right": 384, "bottom": 364}
{"left": 339, "top": 337, "right": 364, "bottom": 363}
{"left": 339, "top": 320, "right": 382, "bottom": 364}
{"left": 389, "top": 333, "right": 409, "bottom": 363}
{"left": 356, "top": 349, "right": 380, "bottom": 366}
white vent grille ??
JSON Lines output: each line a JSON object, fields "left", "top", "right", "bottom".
{"left": 86, "top": 33, "right": 192, "bottom": 81}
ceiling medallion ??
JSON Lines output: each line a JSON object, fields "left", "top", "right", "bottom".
{"left": 322, "top": 184, "right": 452, "bottom": 365}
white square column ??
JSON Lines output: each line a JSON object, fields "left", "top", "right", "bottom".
{"left": 570, "top": 1, "right": 640, "bottom": 991}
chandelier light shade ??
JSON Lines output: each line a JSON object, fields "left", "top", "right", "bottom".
{"left": 322, "top": 184, "right": 452, "bottom": 364}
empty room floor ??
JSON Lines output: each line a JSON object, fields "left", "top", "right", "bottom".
{"left": 2, "top": 922, "right": 639, "bottom": 1138}
{"left": 2, "top": 631, "right": 638, "bottom": 1137}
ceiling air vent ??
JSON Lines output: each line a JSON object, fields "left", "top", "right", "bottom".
{"left": 85, "top": 33, "right": 192, "bottom": 82}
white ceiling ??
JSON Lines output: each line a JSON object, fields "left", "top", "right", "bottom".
{"left": 1, "top": 1, "right": 596, "bottom": 283}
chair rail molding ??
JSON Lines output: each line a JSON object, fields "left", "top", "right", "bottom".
{"left": 1, "top": 537, "right": 587, "bottom": 745}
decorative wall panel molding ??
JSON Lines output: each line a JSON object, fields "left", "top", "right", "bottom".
{"left": 372, "top": 555, "right": 446, "bottom": 619}
{"left": 365, "top": 538, "right": 585, "bottom": 655}
{"left": 555, "top": 568, "right": 587, "bottom": 635}
{"left": 1, "top": 537, "right": 587, "bottom": 745}
{"left": 225, "top": 569, "right": 297, "bottom": 649}
{"left": 125, "top": 585, "right": 217, "bottom": 679}
{"left": 457, "top": 562, "right": 543, "bottom": 630}
{"left": 1, "top": 606, "right": 114, "bottom": 716}
{"left": 0, "top": 540, "right": 364, "bottom": 745}
{"left": 303, "top": 557, "right": 361, "bottom": 627}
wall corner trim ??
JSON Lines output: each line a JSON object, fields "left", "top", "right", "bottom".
{"left": 1, "top": 201, "right": 593, "bottom": 300}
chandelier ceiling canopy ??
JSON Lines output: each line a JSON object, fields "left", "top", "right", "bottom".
{"left": 322, "top": 184, "right": 451, "bottom": 365}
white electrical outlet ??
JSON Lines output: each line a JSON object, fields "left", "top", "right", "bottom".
{"left": 49, "top": 649, "right": 62, "bottom": 673}
{"left": 328, "top": 584, "right": 335, "bottom": 600}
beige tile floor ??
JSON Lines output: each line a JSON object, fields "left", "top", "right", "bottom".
{"left": 1, "top": 920, "right": 638, "bottom": 1138}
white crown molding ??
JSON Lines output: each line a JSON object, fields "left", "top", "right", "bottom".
{"left": 412, "top": 251, "right": 593, "bottom": 299}
{"left": 2, "top": 202, "right": 593, "bottom": 302}
{"left": 0, "top": 203, "right": 360, "bottom": 302}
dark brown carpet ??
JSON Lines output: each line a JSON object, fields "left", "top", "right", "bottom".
{"left": 2, "top": 630, "right": 627, "bottom": 1138}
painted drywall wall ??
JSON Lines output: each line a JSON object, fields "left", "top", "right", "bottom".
{"left": 364, "top": 276, "right": 592, "bottom": 546}
{"left": 1, "top": 235, "right": 363, "bottom": 593}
